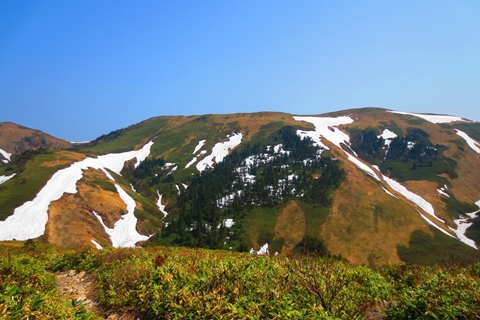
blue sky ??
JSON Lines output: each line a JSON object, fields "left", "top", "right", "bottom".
{"left": 1, "top": 1, "right": 479, "bottom": 141}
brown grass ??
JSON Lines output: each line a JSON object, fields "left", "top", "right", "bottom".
{"left": 273, "top": 200, "right": 306, "bottom": 254}
{"left": 321, "top": 147, "right": 434, "bottom": 265}
{"left": 44, "top": 168, "right": 126, "bottom": 248}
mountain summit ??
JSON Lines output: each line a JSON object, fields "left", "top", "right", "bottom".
{"left": 1, "top": 108, "right": 479, "bottom": 266}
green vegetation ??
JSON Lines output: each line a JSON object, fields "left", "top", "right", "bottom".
{"left": 347, "top": 126, "right": 458, "bottom": 183}
{"left": 397, "top": 227, "right": 480, "bottom": 266}
{"left": 1, "top": 245, "right": 480, "bottom": 319}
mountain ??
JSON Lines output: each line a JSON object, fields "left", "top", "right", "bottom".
{"left": 1, "top": 108, "right": 480, "bottom": 266}
{"left": 0, "top": 122, "right": 72, "bottom": 164}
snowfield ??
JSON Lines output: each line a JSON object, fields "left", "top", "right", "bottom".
{"left": 0, "top": 141, "right": 153, "bottom": 242}
{"left": 0, "top": 173, "right": 16, "bottom": 185}
{"left": 455, "top": 130, "right": 480, "bottom": 153}
{"left": 196, "top": 133, "right": 243, "bottom": 172}
{"left": 388, "top": 110, "right": 469, "bottom": 124}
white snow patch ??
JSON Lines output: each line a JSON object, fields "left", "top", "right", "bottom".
{"left": 223, "top": 218, "right": 235, "bottom": 228}
{"left": 417, "top": 211, "right": 455, "bottom": 238}
{"left": 346, "top": 154, "right": 380, "bottom": 181}
{"left": 182, "top": 183, "right": 188, "bottom": 190}
{"left": 185, "top": 157, "right": 197, "bottom": 169}
{"left": 383, "top": 176, "right": 438, "bottom": 220}
{"left": 156, "top": 191, "right": 168, "bottom": 218}
{"left": 0, "top": 173, "right": 15, "bottom": 185}
{"left": 378, "top": 129, "right": 397, "bottom": 146}
{"left": 452, "top": 202, "right": 480, "bottom": 249}
{"left": 0, "top": 141, "right": 153, "bottom": 241}
{"left": 196, "top": 133, "right": 243, "bottom": 172}
{"left": 164, "top": 162, "right": 175, "bottom": 167}
{"left": 2, "top": 159, "right": 7, "bottom": 164}
{"left": 200, "top": 150, "right": 207, "bottom": 155}
{"left": 90, "top": 239, "right": 103, "bottom": 249}
{"left": 0, "top": 148, "right": 12, "bottom": 162}
{"left": 437, "top": 189, "right": 449, "bottom": 197}
{"left": 250, "top": 243, "right": 269, "bottom": 255}
{"left": 100, "top": 168, "right": 115, "bottom": 181}
{"left": 273, "top": 144, "right": 290, "bottom": 154}
{"left": 93, "top": 185, "right": 149, "bottom": 247}
{"left": 218, "top": 218, "right": 235, "bottom": 228}
{"left": 388, "top": 110, "right": 469, "bottom": 124}
{"left": 175, "top": 185, "right": 180, "bottom": 195}
{"left": 294, "top": 116, "right": 353, "bottom": 150}
{"left": 382, "top": 187, "right": 398, "bottom": 198}
{"left": 378, "top": 129, "right": 397, "bottom": 141}
{"left": 455, "top": 130, "right": 480, "bottom": 153}
{"left": 193, "top": 140, "right": 206, "bottom": 154}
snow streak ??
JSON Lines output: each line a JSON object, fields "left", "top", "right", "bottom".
{"left": 0, "top": 173, "right": 16, "bottom": 185}
{"left": 455, "top": 130, "right": 480, "bottom": 153}
{"left": 388, "top": 110, "right": 469, "bottom": 124}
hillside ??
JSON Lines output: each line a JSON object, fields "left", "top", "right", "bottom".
{"left": 1, "top": 108, "right": 479, "bottom": 266}
{"left": 0, "top": 122, "right": 72, "bottom": 164}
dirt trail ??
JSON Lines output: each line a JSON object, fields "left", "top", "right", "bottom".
{"left": 55, "top": 270, "right": 136, "bottom": 320}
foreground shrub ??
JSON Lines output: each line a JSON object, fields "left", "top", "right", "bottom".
{"left": 0, "top": 254, "right": 97, "bottom": 319}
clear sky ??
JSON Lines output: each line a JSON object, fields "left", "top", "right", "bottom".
{"left": 1, "top": 1, "right": 479, "bottom": 141}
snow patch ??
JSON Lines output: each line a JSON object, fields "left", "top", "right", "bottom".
{"left": 101, "top": 168, "right": 115, "bottom": 181}
{"left": 377, "top": 129, "right": 397, "bottom": 146}
{"left": 193, "top": 140, "right": 206, "bottom": 154}
{"left": 0, "top": 173, "right": 15, "bottom": 185}
{"left": 455, "top": 130, "right": 480, "bottom": 153}
{"left": 437, "top": 189, "right": 449, "bottom": 197}
{"left": 0, "top": 141, "right": 153, "bottom": 241}
{"left": 185, "top": 156, "right": 197, "bottom": 169}
{"left": 250, "top": 243, "right": 269, "bottom": 255}
{"left": 346, "top": 154, "right": 380, "bottom": 181}
{"left": 93, "top": 185, "right": 149, "bottom": 247}
{"left": 388, "top": 110, "right": 469, "bottom": 124}
{"left": 0, "top": 148, "right": 12, "bottom": 162}
{"left": 156, "top": 191, "right": 168, "bottom": 218}
{"left": 294, "top": 116, "right": 353, "bottom": 150}
{"left": 452, "top": 202, "right": 479, "bottom": 249}
{"left": 90, "top": 239, "right": 103, "bottom": 249}
{"left": 383, "top": 176, "right": 436, "bottom": 217}
{"left": 417, "top": 211, "right": 455, "bottom": 238}
{"left": 217, "top": 218, "right": 235, "bottom": 228}
{"left": 196, "top": 133, "right": 243, "bottom": 172}
{"left": 382, "top": 187, "right": 398, "bottom": 198}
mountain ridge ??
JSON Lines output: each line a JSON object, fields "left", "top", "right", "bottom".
{"left": 1, "top": 107, "right": 479, "bottom": 266}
